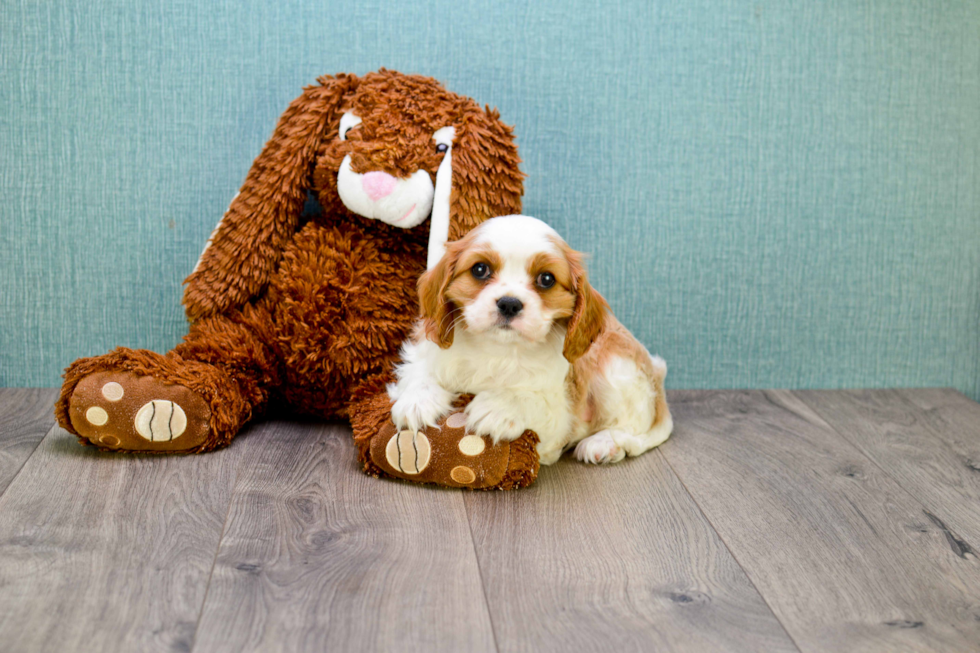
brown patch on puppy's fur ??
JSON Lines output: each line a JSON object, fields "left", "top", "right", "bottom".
{"left": 444, "top": 275, "right": 486, "bottom": 316}
{"left": 417, "top": 236, "right": 504, "bottom": 348}
{"left": 455, "top": 245, "right": 503, "bottom": 283}
{"left": 564, "top": 283, "right": 608, "bottom": 363}
{"left": 446, "top": 244, "right": 503, "bottom": 321}
{"left": 569, "top": 317, "right": 672, "bottom": 433}
{"left": 527, "top": 251, "right": 575, "bottom": 318}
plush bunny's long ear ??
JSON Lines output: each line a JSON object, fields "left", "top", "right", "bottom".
{"left": 426, "top": 106, "right": 524, "bottom": 269}
{"left": 183, "top": 74, "right": 359, "bottom": 320}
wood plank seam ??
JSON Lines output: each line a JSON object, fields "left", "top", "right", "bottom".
{"left": 188, "top": 435, "right": 254, "bottom": 653}
{"left": 0, "top": 421, "right": 252, "bottom": 651}
{"left": 656, "top": 449, "right": 805, "bottom": 653}
{"left": 793, "top": 390, "right": 980, "bottom": 561}
{"left": 463, "top": 498, "right": 503, "bottom": 653}
{"left": 191, "top": 422, "right": 499, "bottom": 652}
{"left": 662, "top": 389, "right": 980, "bottom": 650}
{"left": 0, "top": 423, "right": 54, "bottom": 503}
{"left": 0, "top": 389, "right": 59, "bottom": 500}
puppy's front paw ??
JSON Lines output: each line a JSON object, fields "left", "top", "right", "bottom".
{"left": 391, "top": 384, "right": 454, "bottom": 433}
{"left": 465, "top": 392, "right": 526, "bottom": 444}
{"left": 575, "top": 431, "right": 627, "bottom": 464}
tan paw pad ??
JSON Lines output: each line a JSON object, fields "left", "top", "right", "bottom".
{"left": 134, "top": 400, "right": 187, "bottom": 441}
{"left": 385, "top": 431, "right": 431, "bottom": 475}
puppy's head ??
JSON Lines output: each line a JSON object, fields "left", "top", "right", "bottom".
{"left": 418, "top": 215, "right": 608, "bottom": 361}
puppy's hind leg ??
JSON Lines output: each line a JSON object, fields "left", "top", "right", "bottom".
{"left": 574, "top": 355, "right": 673, "bottom": 465}
{"left": 574, "top": 430, "right": 628, "bottom": 464}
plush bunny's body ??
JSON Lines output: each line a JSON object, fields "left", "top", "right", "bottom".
{"left": 56, "top": 71, "right": 524, "bottom": 454}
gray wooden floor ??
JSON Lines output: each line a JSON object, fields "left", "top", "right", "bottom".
{"left": 1, "top": 388, "right": 979, "bottom": 652}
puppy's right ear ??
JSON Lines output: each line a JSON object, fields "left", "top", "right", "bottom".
{"left": 418, "top": 242, "right": 463, "bottom": 348}
{"left": 183, "top": 74, "right": 359, "bottom": 321}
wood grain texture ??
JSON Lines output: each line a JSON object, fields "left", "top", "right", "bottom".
{"left": 664, "top": 390, "right": 980, "bottom": 653}
{"left": 0, "top": 388, "right": 57, "bottom": 496}
{"left": 464, "top": 449, "right": 799, "bottom": 653}
{"left": 797, "top": 389, "right": 980, "bottom": 550}
{"left": 192, "top": 421, "right": 496, "bottom": 653}
{"left": 0, "top": 424, "right": 254, "bottom": 653}
{"left": 4, "top": 389, "right": 980, "bottom": 653}
{"left": 896, "top": 388, "right": 980, "bottom": 480}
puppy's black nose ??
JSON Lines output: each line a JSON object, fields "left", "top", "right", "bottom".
{"left": 496, "top": 296, "right": 523, "bottom": 319}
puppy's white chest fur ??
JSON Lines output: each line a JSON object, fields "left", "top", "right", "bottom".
{"left": 432, "top": 329, "right": 568, "bottom": 396}
{"left": 390, "top": 328, "right": 576, "bottom": 464}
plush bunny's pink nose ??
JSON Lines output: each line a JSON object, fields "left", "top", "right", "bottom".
{"left": 361, "top": 171, "right": 397, "bottom": 201}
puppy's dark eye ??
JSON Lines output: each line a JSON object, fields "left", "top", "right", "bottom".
{"left": 471, "top": 262, "right": 491, "bottom": 280}
{"left": 536, "top": 272, "right": 556, "bottom": 289}
{"left": 436, "top": 143, "right": 449, "bottom": 153}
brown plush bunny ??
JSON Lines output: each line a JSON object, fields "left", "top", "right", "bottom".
{"left": 55, "top": 70, "right": 526, "bottom": 464}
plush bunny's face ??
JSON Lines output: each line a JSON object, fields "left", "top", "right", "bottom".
{"left": 184, "top": 70, "right": 523, "bottom": 320}
{"left": 313, "top": 75, "right": 465, "bottom": 234}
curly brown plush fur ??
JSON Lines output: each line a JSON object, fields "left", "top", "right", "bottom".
{"left": 56, "top": 70, "right": 525, "bottom": 459}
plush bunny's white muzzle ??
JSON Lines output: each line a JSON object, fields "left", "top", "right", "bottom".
{"left": 335, "top": 126, "right": 456, "bottom": 270}
{"left": 336, "top": 157, "right": 435, "bottom": 229}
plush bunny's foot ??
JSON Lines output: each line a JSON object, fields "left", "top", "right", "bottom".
{"left": 370, "top": 408, "right": 540, "bottom": 489}
{"left": 352, "top": 391, "right": 540, "bottom": 490}
{"left": 67, "top": 371, "right": 212, "bottom": 452}
{"left": 57, "top": 347, "right": 253, "bottom": 454}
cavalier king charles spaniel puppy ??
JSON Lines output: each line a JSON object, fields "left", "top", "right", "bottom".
{"left": 388, "top": 215, "right": 672, "bottom": 465}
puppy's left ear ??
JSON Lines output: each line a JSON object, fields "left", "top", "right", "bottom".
{"left": 418, "top": 242, "right": 463, "bottom": 348}
{"left": 562, "top": 252, "right": 609, "bottom": 363}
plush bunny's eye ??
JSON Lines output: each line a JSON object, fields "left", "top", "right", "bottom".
{"left": 339, "top": 112, "right": 362, "bottom": 141}
{"left": 433, "top": 126, "right": 454, "bottom": 153}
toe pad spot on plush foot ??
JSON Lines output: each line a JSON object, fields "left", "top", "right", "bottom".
{"left": 457, "top": 435, "right": 486, "bottom": 456}
{"left": 85, "top": 406, "right": 108, "bottom": 426}
{"left": 450, "top": 466, "right": 476, "bottom": 484}
{"left": 101, "top": 382, "right": 124, "bottom": 401}
{"left": 445, "top": 412, "right": 468, "bottom": 428}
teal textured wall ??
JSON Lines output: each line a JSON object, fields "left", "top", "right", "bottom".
{"left": 2, "top": 1, "right": 979, "bottom": 398}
